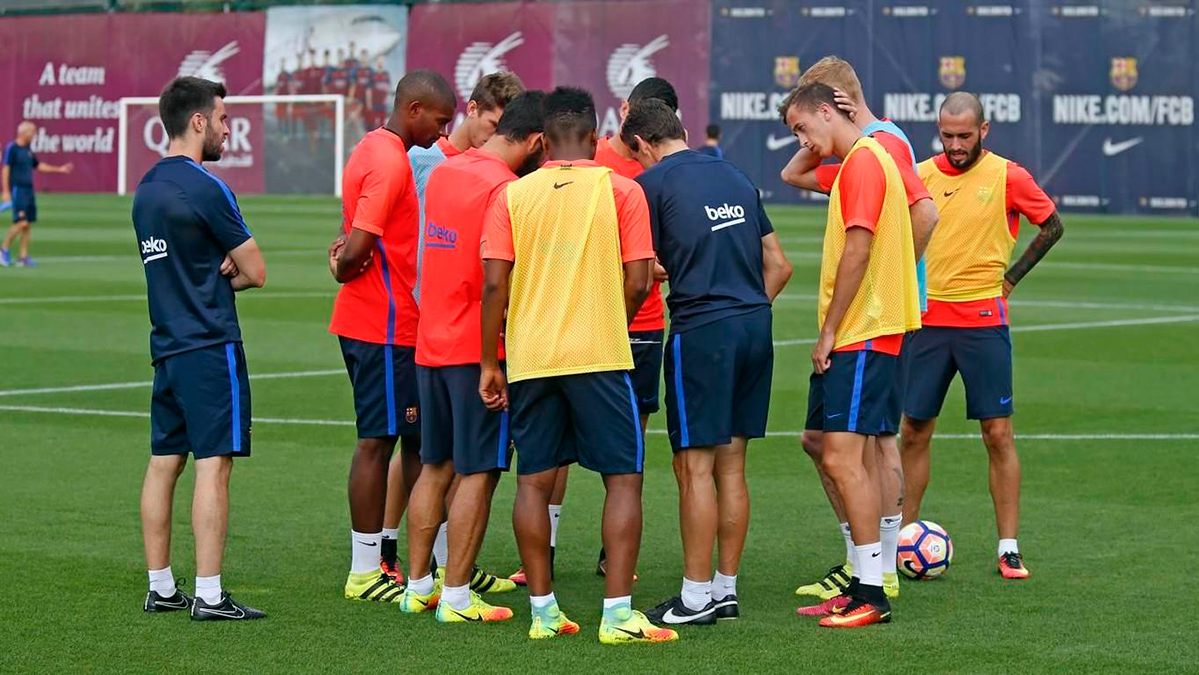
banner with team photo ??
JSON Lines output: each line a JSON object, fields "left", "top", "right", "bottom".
{"left": 553, "top": 0, "right": 712, "bottom": 145}
{"left": 0, "top": 12, "right": 264, "bottom": 194}
{"left": 263, "top": 5, "right": 407, "bottom": 193}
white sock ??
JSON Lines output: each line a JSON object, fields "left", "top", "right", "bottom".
{"left": 148, "top": 566, "right": 176, "bottom": 596}
{"left": 548, "top": 505, "right": 562, "bottom": 548}
{"left": 880, "top": 514, "right": 902, "bottom": 575}
{"left": 443, "top": 583, "right": 470, "bottom": 610}
{"left": 603, "top": 595, "right": 631, "bottom": 613}
{"left": 840, "top": 522, "right": 854, "bottom": 567}
{"left": 381, "top": 527, "right": 399, "bottom": 541}
{"left": 531, "top": 592, "right": 556, "bottom": 609}
{"left": 408, "top": 573, "right": 434, "bottom": 596}
{"left": 999, "top": 538, "right": 1019, "bottom": 557}
{"left": 681, "top": 577, "right": 712, "bottom": 611}
{"left": 713, "top": 571, "right": 737, "bottom": 601}
{"left": 854, "top": 541, "right": 883, "bottom": 588}
{"left": 351, "top": 529, "right": 382, "bottom": 574}
{"left": 195, "top": 574, "right": 222, "bottom": 605}
{"left": 433, "top": 522, "right": 449, "bottom": 568}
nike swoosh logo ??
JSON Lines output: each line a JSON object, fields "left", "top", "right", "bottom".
{"left": 157, "top": 597, "right": 189, "bottom": 609}
{"left": 1102, "top": 137, "right": 1144, "bottom": 157}
{"left": 553, "top": 182, "right": 573, "bottom": 189}
{"left": 449, "top": 608, "right": 482, "bottom": 622}
{"left": 1000, "top": 396, "right": 1013, "bottom": 405}
{"left": 766, "top": 134, "right": 797, "bottom": 151}
{"left": 943, "top": 189, "right": 959, "bottom": 197}
{"left": 198, "top": 606, "right": 245, "bottom": 619}
{"left": 662, "top": 606, "right": 711, "bottom": 622}
{"left": 357, "top": 541, "right": 378, "bottom": 547}
{"left": 826, "top": 413, "right": 845, "bottom": 419}
{"left": 872, "top": 552, "right": 881, "bottom": 557}
{"left": 614, "top": 626, "right": 645, "bottom": 638}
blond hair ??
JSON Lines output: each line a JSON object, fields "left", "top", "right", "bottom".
{"left": 797, "top": 56, "right": 864, "bottom": 105}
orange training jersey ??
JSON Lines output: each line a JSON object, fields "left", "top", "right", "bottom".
{"left": 917, "top": 151, "right": 1055, "bottom": 328}
{"left": 595, "top": 135, "right": 665, "bottom": 333}
{"left": 330, "top": 128, "right": 421, "bottom": 346}
{"left": 416, "top": 148, "right": 515, "bottom": 367}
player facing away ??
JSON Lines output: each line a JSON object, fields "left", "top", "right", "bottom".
{"left": 696, "top": 123, "right": 723, "bottom": 159}
{"left": 479, "top": 87, "right": 676, "bottom": 645}
{"left": 1, "top": 121, "right": 73, "bottom": 267}
{"left": 510, "top": 77, "right": 679, "bottom": 587}
{"left": 781, "top": 56, "right": 939, "bottom": 607}
{"left": 782, "top": 83, "right": 921, "bottom": 628}
{"left": 134, "top": 77, "right": 267, "bottom": 621}
{"left": 328, "top": 70, "right": 455, "bottom": 604}
{"left": 398, "top": 91, "right": 549, "bottom": 624}
{"left": 382, "top": 72, "right": 524, "bottom": 589}
{"left": 902, "top": 92, "right": 1063, "bottom": 580}
{"left": 621, "top": 100, "right": 793, "bottom": 626}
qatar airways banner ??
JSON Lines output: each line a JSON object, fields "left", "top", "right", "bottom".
{"left": 0, "top": 12, "right": 264, "bottom": 194}
{"left": 406, "top": 1, "right": 711, "bottom": 144}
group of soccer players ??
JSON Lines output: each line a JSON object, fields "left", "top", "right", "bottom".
{"left": 273, "top": 41, "right": 393, "bottom": 139}
{"left": 132, "top": 52, "right": 1063, "bottom": 637}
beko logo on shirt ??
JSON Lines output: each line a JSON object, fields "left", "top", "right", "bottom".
{"left": 425, "top": 222, "right": 458, "bottom": 249}
{"left": 704, "top": 203, "right": 747, "bottom": 232}
{"left": 140, "top": 236, "right": 168, "bottom": 263}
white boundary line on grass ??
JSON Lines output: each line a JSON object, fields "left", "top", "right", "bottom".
{"left": 0, "top": 291, "right": 335, "bottom": 306}
{"left": 1, "top": 404, "right": 1195, "bottom": 440}
{"left": 0, "top": 369, "right": 343, "bottom": 397}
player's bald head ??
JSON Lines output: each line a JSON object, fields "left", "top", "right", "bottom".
{"left": 17, "top": 120, "right": 35, "bottom": 135}
{"left": 393, "top": 69, "right": 456, "bottom": 111}
{"left": 940, "top": 92, "right": 985, "bottom": 125}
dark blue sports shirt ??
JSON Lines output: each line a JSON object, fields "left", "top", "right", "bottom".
{"left": 4, "top": 142, "right": 39, "bottom": 188}
{"left": 635, "top": 149, "right": 773, "bottom": 334}
{"left": 132, "top": 156, "right": 252, "bottom": 363}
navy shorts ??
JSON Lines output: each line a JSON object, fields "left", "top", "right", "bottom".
{"left": 903, "top": 326, "right": 1013, "bottom": 420}
{"left": 417, "top": 363, "right": 512, "bottom": 474}
{"left": 151, "top": 342, "right": 251, "bottom": 459}
{"left": 806, "top": 350, "right": 901, "bottom": 436}
{"left": 339, "top": 336, "right": 420, "bottom": 439}
{"left": 629, "top": 330, "right": 664, "bottom": 415}
{"left": 11, "top": 186, "right": 35, "bottom": 223}
{"left": 664, "top": 308, "right": 773, "bottom": 452}
{"left": 508, "top": 370, "right": 643, "bottom": 476}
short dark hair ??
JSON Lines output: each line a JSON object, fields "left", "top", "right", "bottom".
{"left": 395, "top": 69, "right": 456, "bottom": 111}
{"left": 470, "top": 71, "right": 525, "bottom": 112}
{"left": 941, "top": 91, "right": 986, "bottom": 124}
{"left": 777, "top": 82, "right": 847, "bottom": 121}
{"left": 628, "top": 77, "right": 678, "bottom": 112}
{"left": 159, "top": 76, "right": 227, "bottom": 140}
{"left": 495, "top": 90, "right": 548, "bottom": 141}
{"left": 543, "top": 86, "right": 596, "bottom": 144}
{"left": 705, "top": 123, "right": 721, "bottom": 140}
{"left": 620, "top": 99, "right": 685, "bottom": 152}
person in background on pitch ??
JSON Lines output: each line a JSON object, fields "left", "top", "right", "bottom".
{"left": 329, "top": 70, "right": 455, "bottom": 604}
{"left": 902, "top": 92, "right": 1063, "bottom": 580}
{"left": 1, "top": 121, "right": 73, "bottom": 268}
{"left": 782, "top": 82, "right": 921, "bottom": 628}
{"left": 134, "top": 76, "right": 266, "bottom": 621}
{"left": 781, "top": 56, "right": 938, "bottom": 609}
{"left": 622, "top": 99, "right": 792, "bottom": 627}
{"left": 382, "top": 71, "right": 525, "bottom": 589}
{"left": 695, "top": 123, "right": 723, "bottom": 159}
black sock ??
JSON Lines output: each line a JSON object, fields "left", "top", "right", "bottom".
{"left": 845, "top": 576, "right": 860, "bottom": 598}
{"left": 380, "top": 537, "right": 397, "bottom": 565}
{"left": 857, "top": 583, "right": 887, "bottom": 606}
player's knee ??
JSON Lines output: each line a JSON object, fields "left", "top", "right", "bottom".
{"left": 980, "top": 421, "right": 1015, "bottom": 455}
{"left": 800, "top": 431, "right": 823, "bottom": 461}
{"left": 356, "top": 436, "right": 395, "bottom": 457}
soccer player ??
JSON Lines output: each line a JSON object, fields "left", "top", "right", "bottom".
{"left": 133, "top": 76, "right": 266, "bottom": 621}
{"left": 479, "top": 86, "right": 676, "bottom": 645}
{"left": 620, "top": 99, "right": 793, "bottom": 625}
{"left": 902, "top": 92, "right": 1063, "bottom": 580}
{"left": 781, "top": 82, "right": 921, "bottom": 628}
{"left": 329, "top": 70, "right": 455, "bottom": 603}
{"left": 398, "top": 91, "right": 549, "bottom": 624}
{"left": 378, "top": 71, "right": 524, "bottom": 587}
{"left": 696, "top": 124, "right": 723, "bottom": 159}
{"left": 370, "top": 56, "right": 392, "bottom": 130}
{"left": 1, "top": 121, "right": 73, "bottom": 267}
{"left": 781, "top": 56, "right": 938, "bottom": 607}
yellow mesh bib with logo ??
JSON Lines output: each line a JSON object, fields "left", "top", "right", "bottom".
{"left": 504, "top": 164, "right": 634, "bottom": 383}
{"left": 917, "top": 152, "right": 1013, "bottom": 302}
{"left": 821, "top": 137, "right": 922, "bottom": 349}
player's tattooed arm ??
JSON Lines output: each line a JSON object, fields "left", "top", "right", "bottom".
{"left": 1004, "top": 210, "right": 1064, "bottom": 296}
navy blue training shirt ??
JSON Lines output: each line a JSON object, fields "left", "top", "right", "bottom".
{"left": 132, "top": 156, "right": 252, "bottom": 363}
{"left": 636, "top": 149, "right": 773, "bottom": 334}
{"left": 4, "top": 141, "right": 39, "bottom": 188}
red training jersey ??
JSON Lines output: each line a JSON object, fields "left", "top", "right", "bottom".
{"left": 815, "top": 129, "right": 931, "bottom": 206}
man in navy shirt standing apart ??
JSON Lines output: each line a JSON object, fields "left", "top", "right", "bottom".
{"left": 622, "top": 100, "right": 793, "bottom": 626}
{"left": 1, "top": 121, "right": 73, "bottom": 267}
{"left": 133, "top": 76, "right": 267, "bottom": 621}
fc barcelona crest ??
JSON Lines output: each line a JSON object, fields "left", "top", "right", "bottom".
{"left": 939, "top": 56, "right": 966, "bottom": 90}
{"left": 406, "top": 406, "right": 418, "bottom": 424}
{"left": 1110, "top": 57, "right": 1138, "bottom": 92}
{"left": 775, "top": 56, "right": 800, "bottom": 89}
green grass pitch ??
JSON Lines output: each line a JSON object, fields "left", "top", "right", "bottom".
{"left": 2, "top": 194, "right": 1197, "bottom": 673}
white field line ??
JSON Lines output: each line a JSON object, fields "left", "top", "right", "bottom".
{"left": 0, "top": 291, "right": 334, "bottom": 305}
{"left": 1, "top": 404, "right": 1195, "bottom": 441}
{"left": 0, "top": 368, "right": 343, "bottom": 397}
{"left": 774, "top": 294, "right": 1199, "bottom": 313}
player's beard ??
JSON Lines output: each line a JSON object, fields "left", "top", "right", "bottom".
{"left": 948, "top": 140, "right": 982, "bottom": 169}
{"left": 201, "top": 124, "right": 224, "bottom": 162}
